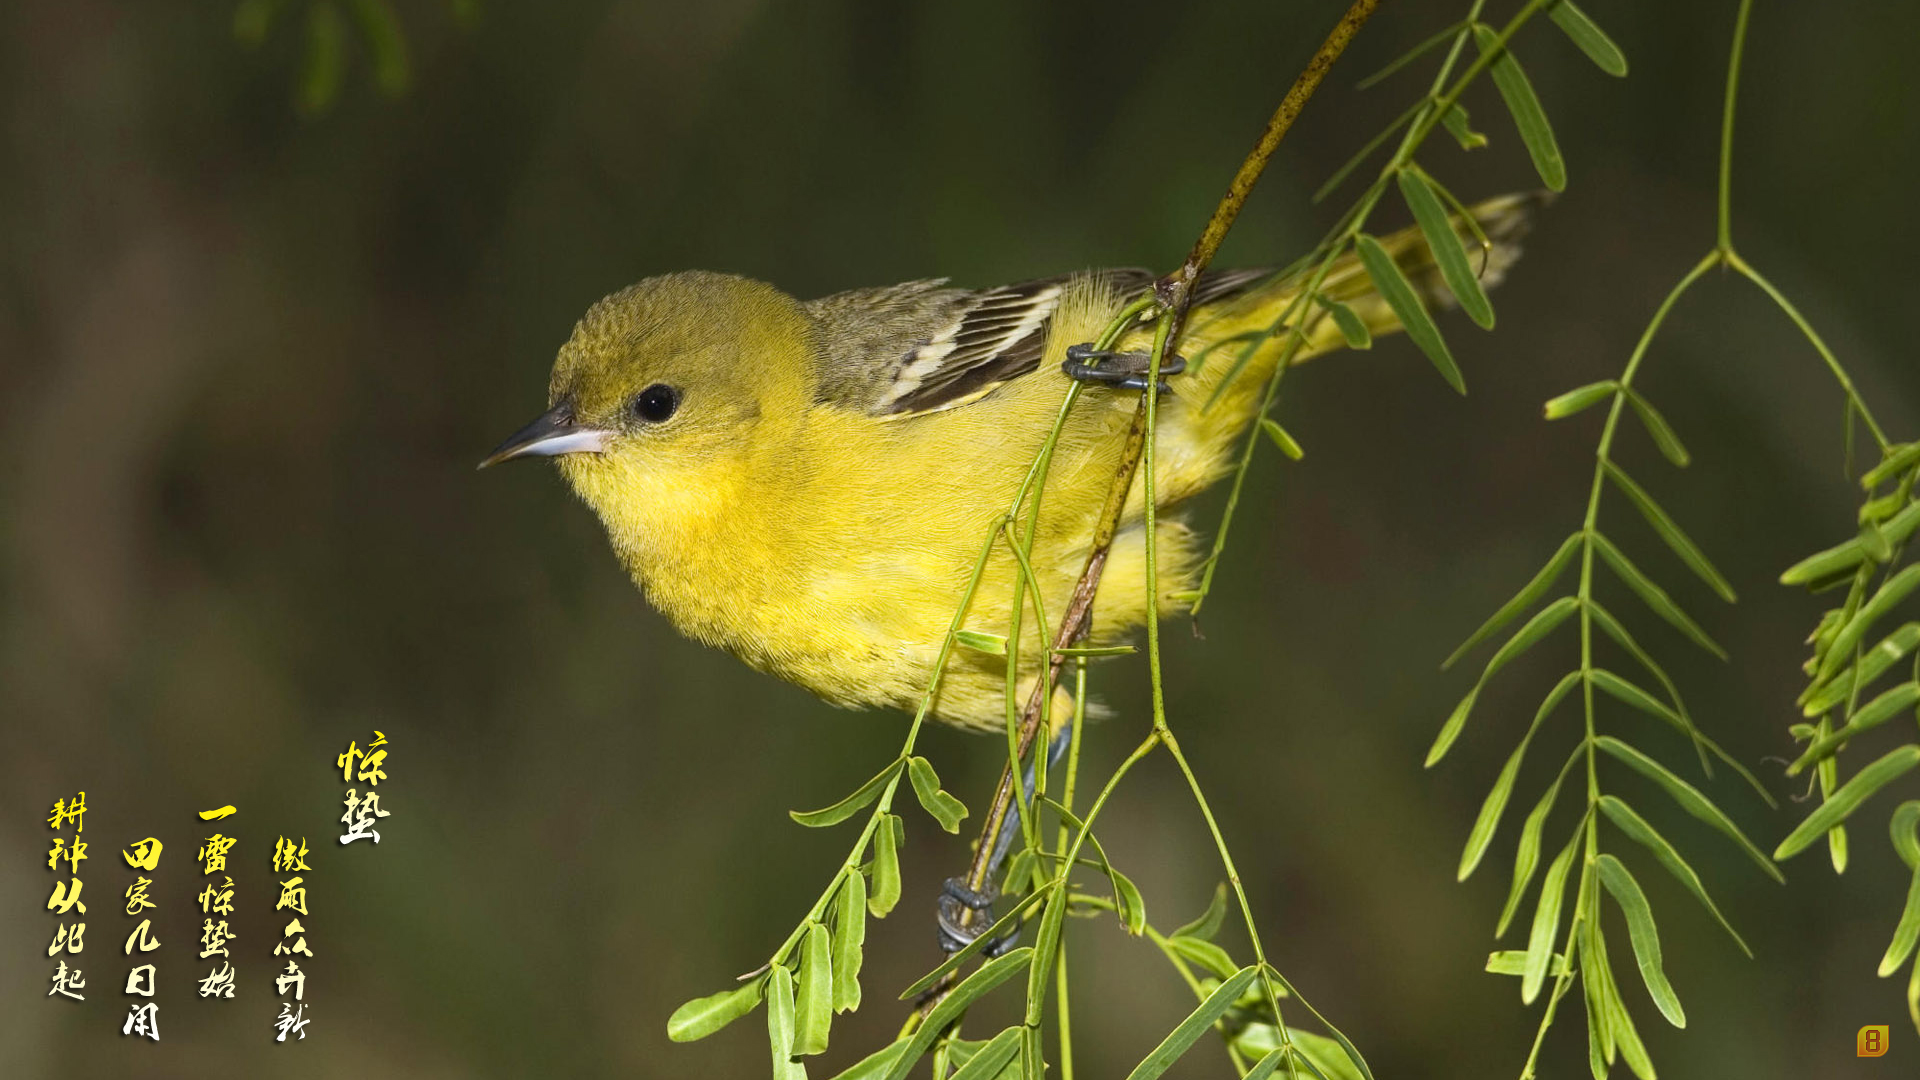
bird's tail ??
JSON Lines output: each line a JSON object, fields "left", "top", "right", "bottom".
{"left": 1175, "top": 191, "right": 1541, "bottom": 426}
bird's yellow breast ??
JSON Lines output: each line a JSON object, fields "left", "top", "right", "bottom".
{"left": 559, "top": 275, "right": 1326, "bottom": 730}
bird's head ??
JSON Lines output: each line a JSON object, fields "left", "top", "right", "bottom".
{"left": 481, "top": 271, "right": 817, "bottom": 541}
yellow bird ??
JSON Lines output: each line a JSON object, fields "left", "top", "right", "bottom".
{"left": 483, "top": 197, "right": 1532, "bottom": 733}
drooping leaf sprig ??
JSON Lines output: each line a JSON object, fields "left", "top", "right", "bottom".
{"left": 1429, "top": 0, "right": 1920, "bottom": 1071}
{"left": 1773, "top": 427, "right": 1920, "bottom": 1034}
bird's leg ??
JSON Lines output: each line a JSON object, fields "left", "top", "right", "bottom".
{"left": 935, "top": 723, "right": 1073, "bottom": 955}
{"left": 1060, "top": 342, "right": 1186, "bottom": 394}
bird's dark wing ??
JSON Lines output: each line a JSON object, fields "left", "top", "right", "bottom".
{"left": 804, "top": 268, "right": 1272, "bottom": 419}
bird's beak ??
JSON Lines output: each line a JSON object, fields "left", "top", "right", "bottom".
{"left": 477, "top": 402, "right": 616, "bottom": 469}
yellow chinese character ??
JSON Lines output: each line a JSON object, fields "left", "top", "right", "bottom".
{"left": 47, "top": 960, "right": 85, "bottom": 1001}
{"left": 198, "top": 918, "right": 236, "bottom": 960}
{"left": 47, "top": 837, "right": 88, "bottom": 873}
{"left": 276, "top": 876, "right": 308, "bottom": 915}
{"left": 46, "top": 877, "right": 87, "bottom": 915}
{"left": 273, "top": 917, "right": 313, "bottom": 958}
{"left": 275, "top": 959, "right": 306, "bottom": 1001}
{"left": 272, "top": 836, "right": 311, "bottom": 873}
{"left": 46, "top": 922, "right": 85, "bottom": 956}
{"left": 122, "top": 1001, "right": 160, "bottom": 1040}
{"left": 336, "top": 740, "right": 362, "bottom": 781}
{"left": 274, "top": 1001, "right": 309, "bottom": 1042}
{"left": 125, "top": 963, "right": 157, "bottom": 996}
{"left": 198, "top": 834, "right": 236, "bottom": 875}
{"left": 196, "top": 962, "right": 236, "bottom": 999}
{"left": 339, "top": 788, "right": 390, "bottom": 844}
{"left": 122, "top": 837, "right": 163, "bottom": 870}
{"left": 123, "top": 918, "right": 161, "bottom": 955}
{"left": 48, "top": 792, "right": 87, "bottom": 833}
{"left": 197, "top": 876, "right": 235, "bottom": 915}
{"left": 125, "top": 876, "right": 156, "bottom": 915}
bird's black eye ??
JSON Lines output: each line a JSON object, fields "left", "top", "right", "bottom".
{"left": 631, "top": 384, "right": 680, "bottom": 424}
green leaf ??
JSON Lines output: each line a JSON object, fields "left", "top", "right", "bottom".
{"left": 1599, "top": 795, "right": 1750, "bottom": 955}
{"left": 1441, "top": 102, "right": 1488, "bottom": 150}
{"left": 881, "top": 949, "right": 1033, "bottom": 1080}
{"left": 1398, "top": 168, "right": 1494, "bottom": 329}
{"left": 1548, "top": 0, "right": 1628, "bottom": 76}
{"left": 1430, "top": 595, "right": 1580, "bottom": 767}
{"left": 1862, "top": 518, "right": 1895, "bottom": 563}
{"left": 768, "top": 964, "right": 803, "bottom": 1080}
{"left": 1879, "top": 866, "right": 1920, "bottom": 977}
{"left": 1172, "top": 882, "right": 1229, "bottom": 941}
{"left": 299, "top": 1, "right": 347, "bottom": 115}
{"left": 1862, "top": 441, "right": 1920, "bottom": 490}
{"left": 832, "top": 873, "right": 866, "bottom": 1013}
{"left": 1111, "top": 866, "right": 1147, "bottom": 936}
{"left": 1170, "top": 935, "right": 1242, "bottom": 980}
{"left": 1591, "top": 531, "right": 1726, "bottom": 659}
{"left": 1244, "top": 1048, "right": 1291, "bottom": 1080}
{"left": 827, "top": 1040, "right": 911, "bottom": 1080}
{"left": 1499, "top": 773, "right": 1565, "bottom": 937}
{"left": 956, "top": 630, "right": 1008, "bottom": 655}
{"left": 346, "top": 0, "right": 410, "bottom": 96}
{"left": 667, "top": 977, "right": 766, "bottom": 1042}
{"left": 1862, "top": 491, "right": 1906, "bottom": 526}
{"left": 1813, "top": 565, "right": 1920, "bottom": 690}
{"left": 793, "top": 922, "right": 833, "bottom": 1055}
{"left": 1461, "top": 672, "right": 1578, "bottom": 882}
{"left": 791, "top": 759, "right": 904, "bottom": 827}
{"left": 1623, "top": 389, "right": 1691, "bottom": 467}
{"left": 1590, "top": 668, "right": 1687, "bottom": 730}
{"left": 1260, "top": 418, "right": 1306, "bottom": 460}
{"left": 1861, "top": 491, "right": 1906, "bottom": 525}
{"left": 868, "top": 815, "right": 901, "bottom": 916}
{"left": 1123, "top": 966, "right": 1260, "bottom": 1080}
{"left": 1354, "top": 232, "right": 1465, "bottom": 394}
{"left": 1487, "top": 949, "right": 1568, "bottom": 976}
{"left": 1543, "top": 381, "right": 1619, "bottom": 420}
{"left": 1581, "top": 902, "right": 1616, "bottom": 1075}
{"left": 1909, "top": 957, "right": 1920, "bottom": 1042}
{"left": 907, "top": 756, "right": 968, "bottom": 833}
{"left": 1444, "top": 533, "right": 1582, "bottom": 670}
{"left": 950, "top": 1027, "right": 1023, "bottom": 1080}
{"left": 1596, "top": 854, "right": 1686, "bottom": 1028}
{"left": 1893, "top": 801, "right": 1920, "bottom": 872}
{"left": 1781, "top": 536, "right": 1871, "bottom": 587}
{"left": 1524, "top": 834, "right": 1578, "bottom": 1004}
{"left": 1427, "top": 687, "right": 1479, "bottom": 768}
{"left": 1316, "top": 294, "right": 1373, "bottom": 349}
{"left": 1790, "top": 681, "right": 1920, "bottom": 775}
{"left": 1474, "top": 24, "right": 1566, "bottom": 191}
{"left": 1594, "top": 736, "right": 1782, "bottom": 881}
{"left": 1604, "top": 969, "right": 1658, "bottom": 1080}
{"left": 1603, "top": 461, "right": 1737, "bottom": 602}
{"left": 1026, "top": 891, "right": 1069, "bottom": 1023}
{"left": 1776, "top": 746, "right": 1920, "bottom": 860}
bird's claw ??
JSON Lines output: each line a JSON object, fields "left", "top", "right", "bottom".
{"left": 936, "top": 877, "right": 1019, "bottom": 956}
{"left": 1061, "top": 343, "right": 1186, "bottom": 393}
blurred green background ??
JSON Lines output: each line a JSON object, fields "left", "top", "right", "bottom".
{"left": 4, "top": 1, "right": 1918, "bottom": 1076}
